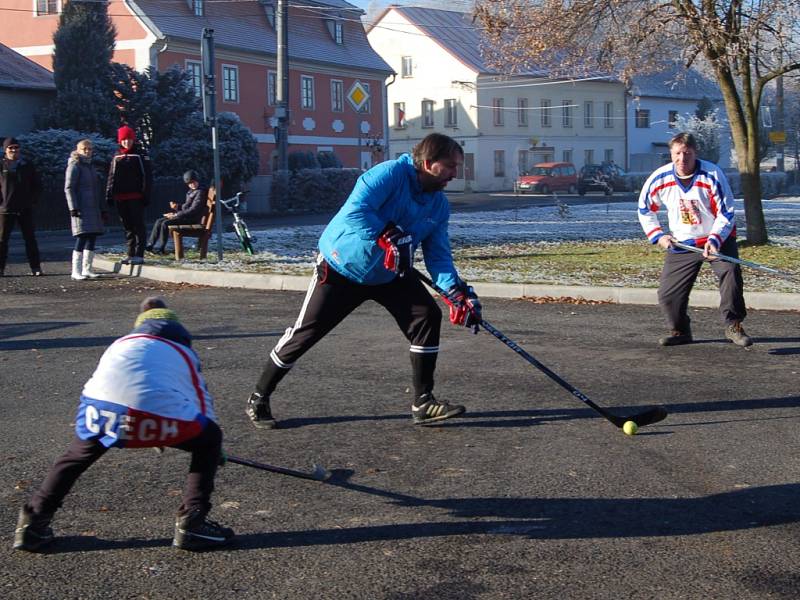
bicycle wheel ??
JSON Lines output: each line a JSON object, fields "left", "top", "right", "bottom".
{"left": 236, "top": 222, "right": 254, "bottom": 254}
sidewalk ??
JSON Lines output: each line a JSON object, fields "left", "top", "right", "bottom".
{"left": 93, "top": 256, "right": 800, "bottom": 311}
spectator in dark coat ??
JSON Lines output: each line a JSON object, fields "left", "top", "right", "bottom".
{"left": 146, "top": 170, "right": 208, "bottom": 255}
{"left": 0, "top": 137, "right": 42, "bottom": 276}
{"left": 65, "top": 139, "right": 106, "bottom": 280}
{"left": 106, "top": 125, "right": 152, "bottom": 265}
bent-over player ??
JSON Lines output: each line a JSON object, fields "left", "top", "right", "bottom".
{"left": 13, "top": 297, "right": 233, "bottom": 552}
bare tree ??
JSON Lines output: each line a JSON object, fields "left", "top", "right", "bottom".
{"left": 474, "top": 0, "right": 800, "bottom": 245}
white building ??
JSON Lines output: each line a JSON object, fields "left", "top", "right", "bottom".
{"left": 367, "top": 7, "right": 627, "bottom": 192}
{"left": 627, "top": 67, "right": 731, "bottom": 171}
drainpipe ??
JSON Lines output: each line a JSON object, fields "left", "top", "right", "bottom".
{"left": 383, "top": 73, "right": 396, "bottom": 160}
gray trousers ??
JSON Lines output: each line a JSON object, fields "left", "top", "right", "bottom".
{"left": 658, "top": 236, "right": 746, "bottom": 332}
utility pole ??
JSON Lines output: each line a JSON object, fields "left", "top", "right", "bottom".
{"left": 275, "top": 0, "right": 289, "bottom": 171}
{"left": 201, "top": 28, "right": 223, "bottom": 261}
{"left": 776, "top": 72, "right": 785, "bottom": 172}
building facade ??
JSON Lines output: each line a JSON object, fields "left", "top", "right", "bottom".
{"left": 2, "top": 0, "right": 392, "bottom": 174}
{"left": 367, "top": 6, "right": 627, "bottom": 192}
{"left": 0, "top": 42, "right": 55, "bottom": 138}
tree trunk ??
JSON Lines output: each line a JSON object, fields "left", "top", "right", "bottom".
{"left": 739, "top": 166, "right": 768, "bottom": 245}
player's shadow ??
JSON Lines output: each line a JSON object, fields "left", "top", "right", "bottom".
{"left": 42, "top": 476, "right": 800, "bottom": 553}
{"left": 662, "top": 395, "right": 800, "bottom": 418}
{"left": 0, "top": 321, "right": 85, "bottom": 340}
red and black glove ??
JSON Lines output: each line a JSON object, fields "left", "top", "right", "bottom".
{"left": 377, "top": 223, "right": 414, "bottom": 276}
{"left": 444, "top": 282, "right": 482, "bottom": 334}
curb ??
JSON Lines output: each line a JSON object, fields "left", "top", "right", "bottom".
{"left": 94, "top": 257, "right": 799, "bottom": 312}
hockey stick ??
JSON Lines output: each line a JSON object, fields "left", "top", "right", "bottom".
{"left": 226, "top": 454, "right": 331, "bottom": 482}
{"left": 671, "top": 240, "right": 797, "bottom": 280}
{"left": 415, "top": 269, "right": 667, "bottom": 429}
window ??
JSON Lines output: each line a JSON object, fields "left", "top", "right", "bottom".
{"left": 562, "top": 100, "right": 573, "bottom": 128}
{"left": 394, "top": 102, "right": 406, "bottom": 129}
{"left": 267, "top": 71, "right": 277, "bottom": 105}
{"left": 604, "top": 149, "right": 614, "bottom": 163}
{"left": 541, "top": 99, "right": 552, "bottom": 127}
{"left": 193, "top": 0, "right": 204, "bottom": 17}
{"left": 222, "top": 65, "right": 239, "bottom": 102}
{"left": 563, "top": 149, "right": 573, "bottom": 163}
{"left": 604, "top": 102, "right": 613, "bottom": 128}
{"left": 301, "top": 75, "right": 315, "bottom": 109}
{"left": 444, "top": 99, "right": 457, "bottom": 127}
{"left": 331, "top": 80, "right": 343, "bottom": 112}
{"left": 401, "top": 56, "right": 413, "bottom": 78}
{"left": 635, "top": 109, "right": 650, "bottom": 128}
{"left": 35, "top": 0, "right": 59, "bottom": 15}
{"left": 518, "top": 150, "right": 528, "bottom": 174}
{"left": 517, "top": 98, "right": 528, "bottom": 126}
{"left": 492, "top": 98, "right": 504, "bottom": 126}
{"left": 358, "top": 82, "right": 371, "bottom": 114}
{"left": 584, "top": 101, "right": 594, "bottom": 128}
{"left": 421, "top": 100, "right": 434, "bottom": 127}
{"left": 186, "top": 60, "right": 202, "bottom": 97}
{"left": 584, "top": 149, "right": 594, "bottom": 165}
{"left": 264, "top": 2, "right": 276, "bottom": 28}
{"left": 668, "top": 110, "right": 679, "bottom": 127}
{"left": 494, "top": 150, "right": 505, "bottom": 177}
{"left": 334, "top": 21, "right": 344, "bottom": 45}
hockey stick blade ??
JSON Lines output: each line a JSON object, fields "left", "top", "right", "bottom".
{"left": 226, "top": 455, "right": 331, "bottom": 482}
{"left": 414, "top": 269, "right": 668, "bottom": 430}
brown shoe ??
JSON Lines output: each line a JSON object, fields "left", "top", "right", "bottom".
{"left": 659, "top": 328, "right": 693, "bottom": 346}
{"left": 725, "top": 321, "right": 753, "bottom": 347}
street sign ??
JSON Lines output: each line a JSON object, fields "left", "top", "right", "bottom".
{"left": 347, "top": 81, "right": 370, "bottom": 111}
{"left": 769, "top": 131, "right": 786, "bottom": 144}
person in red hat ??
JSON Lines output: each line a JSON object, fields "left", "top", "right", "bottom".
{"left": 105, "top": 125, "right": 152, "bottom": 264}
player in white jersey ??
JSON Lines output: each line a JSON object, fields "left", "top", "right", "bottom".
{"left": 638, "top": 132, "right": 752, "bottom": 347}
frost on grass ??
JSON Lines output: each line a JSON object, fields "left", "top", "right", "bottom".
{"left": 101, "top": 199, "right": 800, "bottom": 292}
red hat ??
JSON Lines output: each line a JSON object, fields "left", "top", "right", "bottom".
{"left": 117, "top": 125, "right": 136, "bottom": 143}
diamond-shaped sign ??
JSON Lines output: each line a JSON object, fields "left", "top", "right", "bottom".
{"left": 347, "top": 80, "right": 370, "bottom": 111}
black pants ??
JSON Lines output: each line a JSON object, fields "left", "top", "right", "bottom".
{"left": 0, "top": 209, "right": 41, "bottom": 272}
{"left": 256, "top": 257, "right": 442, "bottom": 399}
{"left": 658, "top": 236, "right": 747, "bottom": 331}
{"left": 27, "top": 420, "right": 222, "bottom": 518}
{"left": 116, "top": 200, "right": 146, "bottom": 258}
{"left": 148, "top": 215, "right": 196, "bottom": 251}
{"left": 74, "top": 234, "right": 97, "bottom": 252}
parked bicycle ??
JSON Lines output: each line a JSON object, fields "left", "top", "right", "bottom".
{"left": 219, "top": 192, "right": 255, "bottom": 255}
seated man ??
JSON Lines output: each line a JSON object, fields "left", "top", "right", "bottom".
{"left": 146, "top": 170, "right": 207, "bottom": 254}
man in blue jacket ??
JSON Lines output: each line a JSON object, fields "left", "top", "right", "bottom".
{"left": 247, "top": 133, "right": 481, "bottom": 428}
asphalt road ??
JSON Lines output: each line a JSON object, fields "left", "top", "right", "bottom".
{"left": 1, "top": 272, "right": 799, "bottom": 599}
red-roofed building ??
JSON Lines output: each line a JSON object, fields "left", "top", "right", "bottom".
{"left": 2, "top": 0, "right": 392, "bottom": 175}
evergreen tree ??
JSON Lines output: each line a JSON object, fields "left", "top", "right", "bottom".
{"left": 39, "top": 0, "right": 118, "bottom": 136}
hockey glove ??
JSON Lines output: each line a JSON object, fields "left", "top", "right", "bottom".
{"left": 444, "top": 282, "right": 482, "bottom": 334}
{"left": 377, "top": 222, "right": 414, "bottom": 276}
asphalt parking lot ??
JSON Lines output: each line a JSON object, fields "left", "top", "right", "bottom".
{"left": 1, "top": 270, "right": 799, "bottom": 599}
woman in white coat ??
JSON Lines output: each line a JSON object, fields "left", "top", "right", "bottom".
{"left": 65, "top": 139, "right": 105, "bottom": 280}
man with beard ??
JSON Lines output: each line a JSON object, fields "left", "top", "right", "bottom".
{"left": 245, "top": 133, "right": 481, "bottom": 429}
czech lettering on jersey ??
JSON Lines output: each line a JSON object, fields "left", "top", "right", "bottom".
{"left": 75, "top": 334, "right": 215, "bottom": 448}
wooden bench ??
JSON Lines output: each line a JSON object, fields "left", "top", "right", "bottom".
{"left": 169, "top": 186, "right": 216, "bottom": 260}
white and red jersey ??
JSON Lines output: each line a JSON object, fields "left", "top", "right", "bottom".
{"left": 75, "top": 334, "right": 216, "bottom": 448}
{"left": 638, "top": 159, "right": 736, "bottom": 248}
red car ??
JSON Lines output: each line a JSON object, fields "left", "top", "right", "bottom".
{"left": 516, "top": 162, "right": 578, "bottom": 194}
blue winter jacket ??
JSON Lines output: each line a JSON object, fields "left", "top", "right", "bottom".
{"left": 318, "top": 154, "right": 459, "bottom": 290}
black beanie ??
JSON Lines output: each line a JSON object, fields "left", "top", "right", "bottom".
{"left": 2, "top": 137, "right": 19, "bottom": 151}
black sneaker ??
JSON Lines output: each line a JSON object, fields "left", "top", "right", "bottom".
{"left": 658, "top": 328, "right": 693, "bottom": 346}
{"left": 13, "top": 506, "right": 54, "bottom": 552}
{"left": 412, "top": 393, "right": 465, "bottom": 425}
{"left": 173, "top": 509, "right": 234, "bottom": 551}
{"left": 30, "top": 269, "right": 43, "bottom": 277}
{"left": 246, "top": 392, "right": 276, "bottom": 429}
{"left": 725, "top": 321, "right": 753, "bottom": 347}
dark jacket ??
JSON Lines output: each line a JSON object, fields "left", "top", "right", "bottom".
{"left": 105, "top": 144, "right": 153, "bottom": 206}
{"left": 0, "top": 157, "right": 41, "bottom": 214}
{"left": 175, "top": 186, "right": 208, "bottom": 222}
